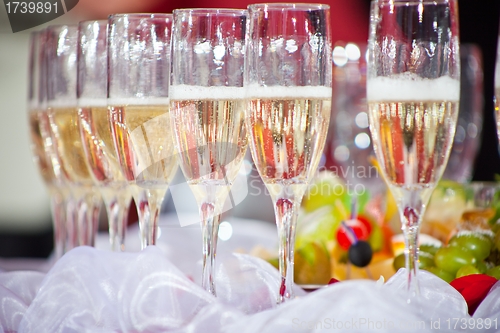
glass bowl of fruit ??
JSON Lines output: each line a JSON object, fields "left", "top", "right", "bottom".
{"left": 291, "top": 171, "right": 398, "bottom": 285}
{"left": 412, "top": 181, "right": 500, "bottom": 282}
{"left": 272, "top": 172, "right": 500, "bottom": 287}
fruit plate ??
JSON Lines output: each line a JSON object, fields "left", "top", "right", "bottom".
{"left": 281, "top": 174, "right": 500, "bottom": 286}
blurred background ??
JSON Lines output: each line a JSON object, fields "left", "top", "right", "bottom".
{"left": 0, "top": 0, "right": 499, "bottom": 257}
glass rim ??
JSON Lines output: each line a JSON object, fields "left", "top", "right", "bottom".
{"left": 46, "top": 24, "right": 77, "bottom": 32}
{"left": 78, "top": 19, "right": 108, "bottom": 25}
{"left": 29, "top": 29, "right": 41, "bottom": 38}
{"left": 375, "top": 0, "right": 455, "bottom": 4}
{"left": 108, "top": 13, "right": 173, "bottom": 20}
{"left": 173, "top": 8, "right": 247, "bottom": 16}
{"left": 248, "top": 3, "right": 330, "bottom": 11}
{"left": 78, "top": 19, "right": 107, "bottom": 27}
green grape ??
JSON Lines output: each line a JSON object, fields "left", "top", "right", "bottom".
{"left": 456, "top": 265, "right": 480, "bottom": 278}
{"left": 393, "top": 253, "right": 405, "bottom": 272}
{"left": 486, "top": 266, "right": 500, "bottom": 279}
{"left": 268, "top": 257, "right": 279, "bottom": 270}
{"left": 434, "top": 246, "right": 477, "bottom": 275}
{"left": 493, "top": 222, "right": 500, "bottom": 234}
{"left": 420, "top": 244, "right": 440, "bottom": 256}
{"left": 419, "top": 251, "right": 435, "bottom": 269}
{"left": 392, "top": 251, "right": 434, "bottom": 271}
{"left": 425, "top": 267, "right": 455, "bottom": 283}
{"left": 494, "top": 230, "right": 500, "bottom": 251}
{"left": 448, "top": 233, "right": 492, "bottom": 261}
{"left": 476, "top": 261, "right": 488, "bottom": 274}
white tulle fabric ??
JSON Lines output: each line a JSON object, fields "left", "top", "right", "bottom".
{"left": 0, "top": 246, "right": 498, "bottom": 332}
{"left": 0, "top": 214, "right": 498, "bottom": 333}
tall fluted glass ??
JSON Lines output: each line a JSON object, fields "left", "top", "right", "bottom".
{"left": 77, "top": 20, "right": 132, "bottom": 251}
{"left": 367, "top": 0, "right": 460, "bottom": 300}
{"left": 108, "top": 14, "right": 177, "bottom": 248}
{"left": 170, "top": 9, "right": 248, "bottom": 296}
{"left": 245, "top": 3, "right": 332, "bottom": 303}
{"left": 46, "top": 25, "right": 102, "bottom": 247}
{"left": 28, "top": 30, "right": 70, "bottom": 258}
{"left": 495, "top": 30, "right": 500, "bottom": 143}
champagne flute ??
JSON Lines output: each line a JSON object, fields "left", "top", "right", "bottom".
{"left": 367, "top": 0, "right": 460, "bottom": 300}
{"left": 46, "top": 25, "right": 102, "bottom": 247}
{"left": 108, "top": 14, "right": 177, "bottom": 248}
{"left": 77, "top": 20, "right": 132, "bottom": 251}
{"left": 495, "top": 31, "right": 500, "bottom": 142}
{"left": 28, "top": 29, "right": 70, "bottom": 258}
{"left": 170, "top": 8, "right": 248, "bottom": 296}
{"left": 245, "top": 3, "right": 332, "bottom": 303}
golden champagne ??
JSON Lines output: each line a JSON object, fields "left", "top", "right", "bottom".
{"left": 247, "top": 87, "right": 331, "bottom": 199}
{"left": 171, "top": 96, "right": 247, "bottom": 206}
{"left": 367, "top": 76, "right": 460, "bottom": 199}
{"left": 79, "top": 106, "right": 125, "bottom": 184}
{"left": 29, "top": 109, "right": 56, "bottom": 184}
{"left": 496, "top": 88, "right": 500, "bottom": 142}
{"left": 108, "top": 104, "right": 177, "bottom": 188}
{"left": 49, "top": 107, "right": 93, "bottom": 185}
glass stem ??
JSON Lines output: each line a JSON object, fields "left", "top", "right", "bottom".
{"left": 65, "top": 193, "right": 78, "bottom": 251}
{"left": 76, "top": 187, "right": 101, "bottom": 247}
{"left": 116, "top": 190, "right": 131, "bottom": 252}
{"left": 274, "top": 193, "right": 299, "bottom": 304}
{"left": 403, "top": 220, "right": 420, "bottom": 300}
{"left": 101, "top": 188, "right": 118, "bottom": 251}
{"left": 200, "top": 202, "right": 220, "bottom": 296}
{"left": 101, "top": 187, "right": 131, "bottom": 251}
{"left": 48, "top": 187, "right": 66, "bottom": 259}
{"left": 396, "top": 189, "right": 426, "bottom": 302}
{"left": 134, "top": 188, "right": 166, "bottom": 248}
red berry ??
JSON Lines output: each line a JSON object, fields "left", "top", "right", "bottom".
{"left": 336, "top": 219, "right": 369, "bottom": 250}
{"left": 356, "top": 215, "right": 373, "bottom": 235}
{"left": 328, "top": 278, "right": 340, "bottom": 285}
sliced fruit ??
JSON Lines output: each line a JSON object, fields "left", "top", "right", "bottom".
{"left": 296, "top": 206, "right": 342, "bottom": 249}
{"left": 368, "top": 257, "right": 396, "bottom": 281}
{"left": 368, "top": 222, "right": 383, "bottom": 252}
{"left": 422, "top": 180, "right": 467, "bottom": 241}
{"left": 302, "top": 172, "right": 346, "bottom": 213}
{"left": 294, "top": 242, "right": 331, "bottom": 285}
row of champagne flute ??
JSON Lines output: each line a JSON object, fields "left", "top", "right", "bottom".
{"left": 28, "top": 4, "right": 333, "bottom": 302}
{"left": 28, "top": 25, "right": 105, "bottom": 259}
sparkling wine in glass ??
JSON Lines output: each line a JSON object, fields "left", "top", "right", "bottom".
{"left": 77, "top": 20, "right": 132, "bottom": 251}
{"left": 170, "top": 9, "right": 248, "bottom": 296}
{"left": 108, "top": 14, "right": 177, "bottom": 248}
{"left": 367, "top": 0, "right": 460, "bottom": 300}
{"left": 28, "top": 29, "right": 69, "bottom": 258}
{"left": 46, "top": 25, "right": 102, "bottom": 247}
{"left": 495, "top": 32, "right": 500, "bottom": 142}
{"left": 245, "top": 3, "right": 332, "bottom": 303}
